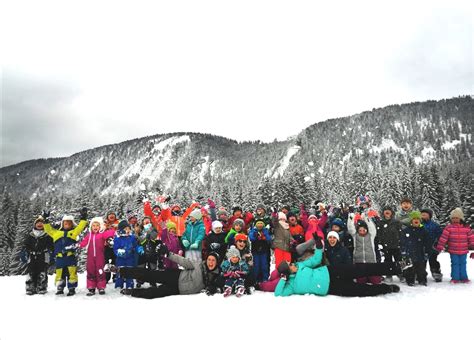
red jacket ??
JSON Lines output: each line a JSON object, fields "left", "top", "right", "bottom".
{"left": 225, "top": 212, "right": 254, "bottom": 234}
{"left": 436, "top": 223, "right": 474, "bottom": 255}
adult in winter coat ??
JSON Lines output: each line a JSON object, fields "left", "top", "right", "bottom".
{"left": 79, "top": 217, "right": 116, "bottom": 295}
{"left": 375, "top": 206, "right": 403, "bottom": 281}
{"left": 21, "top": 216, "right": 54, "bottom": 295}
{"left": 275, "top": 237, "right": 402, "bottom": 297}
{"left": 436, "top": 208, "right": 474, "bottom": 283}
{"left": 181, "top": 209, "right": 206, "bottom": 262}
{"left": 347, "top": 212, "right": 381, "bottom": 284}
{"left": 420, "top": 208, "right": 443, "bottom": 282}
{"left": 400, "top": 211, "right": 432, "bottom": 286}
{"left": 113, "top": 250, "right": 222, "bottom": 299}
{"left": 324, "top": 231, "right": 352, "bottom": 266}
{"left": 42, "top": 208, "right": 88, "bottom": 296}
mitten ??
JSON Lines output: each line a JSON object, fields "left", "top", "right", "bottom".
{"left": 136, "top": 246, "right": 144, "bottom": 255}
{"left": 79, "top": 207, "right": 88, "bottom": 221}
{"left": 190, "top": 243, "right": 199, "bottom": 250}
{"left": 41, "top": 210, "right": 51, "bottom": 223}
{"left": 20, "top": 250, "right": 29, "bottom": 264}
{"left": 312, "top": 233, "right": 323, "bottom": 249}
{"left": 182, "top": 240, "right": 190, "bottom": 248}
{"left": 207, "top": 199, "right": 216, "bottom": 209}
{"left": 117, "top": 249, "right": 126, "bottom": 257}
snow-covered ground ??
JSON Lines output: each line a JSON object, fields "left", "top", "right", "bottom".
{"left": 1, "top": 253, "right": 473, "bottom": 340}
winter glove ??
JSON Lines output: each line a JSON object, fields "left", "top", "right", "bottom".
{"left": 312, "top": 233, "right": 323, "bottom": 249}
{"left": 156, "top": 244, "right": 169, "bottom": 257}
{"left": 470, "top": 253, "right": 474, "bottom": 260}
{"left": 190, "top": 243, "right": 199, "bottom": 250}
{"left": 64, "top": 243, "right": 78, "bottom": 252}
{"left": 182, "top": 240, "right": 190, "bottom": 248}
{"left": 164, "top": 195, "right": 172, "bottom": 203}
{"left": 136, "top": 246, "right": 144, "bottom": 255}
{"left": 20, "top": 250, "right": 29, "bottom": 264}
{"left": 117, "top": 249, "right": 126, "bottom": 257}
{"left": 41, "top": 210, "right": 51, "bottom": 223}
{"left": 207, "top": 199, "right": 216, "bottom": 209}
{"left": 210, "top": 243, "right": 221, "bottom": 250}
{"left": 79, "top": 207, "right": 88, "bottom": 221}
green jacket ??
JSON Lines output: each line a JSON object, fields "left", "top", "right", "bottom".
{"left": 274, "top": 248, "right": 330, "bottom": 297}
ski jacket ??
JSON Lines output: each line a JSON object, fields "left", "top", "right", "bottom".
{"left": 436, "top": 223, "right": 474, "bottom": 255}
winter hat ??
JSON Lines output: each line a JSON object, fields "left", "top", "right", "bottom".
{"left": 331, "top": 218, "right": 344, "bottom": 228}
{"left": 226, "top": 246, "right": 241, "bottom": 260}
{"left": 308, "top": 215, "right": 317, "bottom": 220}
{"left": 232, "top": 206, "right": 243, "bottom": 214}
{"left": 356, "top": 220, "right": 368, "bottom": 232}
{"left": 118, "top": 220, "right": 130, "bottom": 231}
{"left": 217, "top": 208, "right": 229, "bottom": 217}
{"left": 166, "top": 221, "right": 177, "bottom": 232}
{"left": 256, "top": 203, "right": 266, "bottom": 212}
{"left": 277, "top": 261, "right": 291, "bottom": 277}
{"left": 127, "top": 212, "right": 138, "bottom": 221}
{"left": 106, "top": 211, "right": 117, "bottom": 219}
{"left": 207, "top": 252, "right": 220, "bottom": 263}
{"left": 278, "top": 212, "right": 287, "bottom": 221}
{"left": 400, "top": 197, "right": 412, "bottom": 204}
{"left": 327, "top": 231, "right": 340, "bottom": 241}
{"left": 286, "top": 212, "right": 297, "bottom": 220}
{"left": 281, "top": 205, "right": 291, "bottom": 212}
{"left": 254, "top": 218, "right": 265, "bottom": 228}
{"left": 60, "top": 215, "right": 77, "bottom": 230}
{"left": 233, "top": 218, "right": 245, "bottom": 228}
{"left": 382, "top": 206, "right": 394, "bottom": 214}
{"left": 90, "top": 217, "right": 106, "bottom": 232}
{"left": 211, "top": 220, "right": 223, "bottom": 232}
{"left": 234, "top": 233, "right": 248, "bottom": 242}
{"left": 152, "top": 204, "right": 161, "bottom": 211}
{"left": 409, "top": 210, "right": 422, "bottom": 221}
{"left": 420, "top": 209, "right": 433, "bottom": 220}
{"left": 450, "top": 208, "right": 464, "bottom": 221}
{"left": 189, "top": 209, "right": 203, "bottom": 220}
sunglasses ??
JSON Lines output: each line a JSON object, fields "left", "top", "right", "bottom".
{"left": 236, "top": 240, "right": 246, "bottom": 243}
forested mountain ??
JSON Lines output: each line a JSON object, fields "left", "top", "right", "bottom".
{"left": 1, "top": 96, "right": 473, "bottom": 275}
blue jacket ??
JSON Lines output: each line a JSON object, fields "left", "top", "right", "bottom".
{"left": 422, "top": 220, "right": 442, "bottom": 249}
{"left": 325, "top": 242, "right": 352, "bottom": 266}
{"left": 114, "top": 234, "right": 139, "bottom": 266}
{"left": 182, "top": 220, "right": 205, "bottom": 250}
{"left": 249, "top": 227, "right": 272, "bottom": 253}
{"left": 400, "top": 225, "right": 431, "bottom": 262}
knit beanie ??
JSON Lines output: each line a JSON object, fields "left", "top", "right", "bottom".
{"left": 278, "top": 212, "right": 287, "bottom": 221}
{"left": 226, "top": 246, "right": 241, "bottom": 260}
{"left": 332, "top": 218, "right": 344, "bottom": 228}
{"left": 356, "top": 220, "right": 368, "bottom": 231}
{"left": 233, "top": 218, "right": 245, "bottom": 227}
{"left": 409, "top": 210, "right": 422, "bottom": 221}
{"left": 211, "top": 220, "right": 223, "bottom": 232}
{"left": 232, "top": 206, "right": 243, "bottom": 214}
{"left": 118, "top": 220, "right": 130, "bottom": 230}
{"left": 189, "top": 209, "right": 203, "bottom": 220}
{"left": 166, "top": 221, "right": 177, "bottom": 232}
{"left": 234, "top": 233, "right": 248, "bottom": 242}
{"left": 327, "top": 231, "right": 340, "bottom": 241}
{"left": 256, "top": 203, "right": 266, "bottom": 212}
{"left": 254, "top": 219, "right": 265, "bottom": 228}
{"left": 420, "top": 209, "right": 433, "bottom": 220}
{"left": 450, "top": 208, "right": 464, "bottom": 220}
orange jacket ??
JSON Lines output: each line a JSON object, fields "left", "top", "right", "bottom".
{"left": 160, "top": 202, "right": 200, "bottom": 237}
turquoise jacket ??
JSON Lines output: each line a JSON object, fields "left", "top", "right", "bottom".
{"left": 182, "top": 220, "right": 206, "bottom": 250}
{"left": 274, "top": 248, "right": 330, "bottom": 297}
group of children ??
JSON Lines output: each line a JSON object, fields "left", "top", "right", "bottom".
{"left": 21, "top": 194, "right": 474, "bottom": 298}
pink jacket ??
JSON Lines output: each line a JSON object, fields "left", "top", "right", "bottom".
{"left": 304, "top": 213, "right": 327, "bottom": 242}
{"left": 436, "top": 223, "right": 474, "bottom": 255}
{"left": 80, "top": 229, "right": 116, "bottom": 258}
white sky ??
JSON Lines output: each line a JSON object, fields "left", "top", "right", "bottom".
{"left": 1, "top": 0, "right": 473, "bottom": 167}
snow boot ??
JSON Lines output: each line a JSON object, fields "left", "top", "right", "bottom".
{"left": 120, "top": 288, "right": 132, "bottom": 295}
{"left": 26, "top": 290, "right": 36, "bottom": 296}
{"left": 98, "top": 289, "right": 105, "bottom": 295}
{"left": 67, "top": 288, "right": 76, "bottom": 296}
{"left": 37, "top": 289, "right": 47, "bottom": 295}
{"left": 56, "top": 289, "right": 64, "bottom": 295}
{"left": 450, "top": 279, "right": 460, "bottom": 284}
{"left": 87, "top": 289, "right": 95, "bottom": 296}
{"left": 390, "top": 284, "right": 401, "bottom": 293}
{"left": 460, "top": 279, "right": 471, "bottom": 284}
{"left": 432, "top": 272, "right": 442, "bottom": 282}
{"left": 384, "top": 275, "right": 393, "bottom": 283}
{"left": 236, "top": 286, "right": 245, "bottom": 298}
{"left": 223, "top": 286, "right": 232, "bottom": 297}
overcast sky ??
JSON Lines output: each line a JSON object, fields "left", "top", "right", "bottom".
{"left": 1, "top": 0, "right": 472, "bottom": 167}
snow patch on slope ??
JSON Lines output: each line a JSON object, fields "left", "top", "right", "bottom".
{"left": 84, "top": 156, "right": 104, "bottom": 177}
{"left": 272, "top": 145, "right": 301, "bottom": 178}
{"left": 370, "top": 138, "right": 406, "bottom": 154}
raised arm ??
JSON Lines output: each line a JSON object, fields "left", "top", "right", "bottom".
{"left": 168, "top": 252, "right": 195, "bottom": 270}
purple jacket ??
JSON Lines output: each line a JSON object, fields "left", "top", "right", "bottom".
{"left": 161, "top": 228, "right": 183, "bottom": 269}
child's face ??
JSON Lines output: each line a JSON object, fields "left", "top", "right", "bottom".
{"left": 255, "top": 222, "right": 265, "bottom": 230}
{"left": 331, "top": 225, "right": 341, "bottom": 233}
{"left": 327, "top": 236, "right": 338, "bottom": 247}
{"left": 152, "top": 207, "right": 161, "bottom": 216}
{"left": 214, "top": 227, "right": 222, "bottom": 234}
{"left": 411, "top": 219, "right": 421, "bottom": 227}
{"left": 35, "top": 222, "right": 44, "bottom": 230}
{"left": 107, "top": 214, "right": 116, "bottom": 222}
{"left": 234, "top": 225, "right": 242, "bottom": 232}
{"left": 230, "top": 256, "right": 240, "bottom": 264}
{"left": 124, "top": 226, "right": 131, "bottom": 235}
{"left": 169, "top": 228, "right": 177, "bottom": 235}
{"left": 288, "top": 262, "right": 298, "bottom": 273}
{"left": 218, "top": 214, "right": 228, "bottom": 222}
{"left": 288, "top": 216, "right": 297, "bottom": 226}
{"left": 256, "top": 208, "right": 264, "bottom": 216}
{"left": 357, "top": 227, "right": 367, "bottom": 236}
{"left": 281, "top": 208, "right": 289, "bottom": 215}
{"left": 233, "top": 211, "right": 242, "bottom": 218}
{"left": 63, "top": 220, "right": 73, "bottom": 230}
{"left": 190, "top": 217, "right": 196, "bottom": 223}
{"left": 451, "top": 217, "right": 461, "bottom": 224}
{"left": 421, "top": 212, "right": 430, "bottom": 221}
{"left": 143, "top": 218, "right": 151, "bottom": 225}
{"left": 383, "top": 210, "right": 393, "bottom": 220}
{"left": 401, "top": 202, "right": 412, "bottom": 211}
{"left": 129, "top": 217, "right": 138, "bottom": 226}
{"left": 91, "top": 222, "right": 100, "bottom": 233}
{"left": 134, "top": 225, "right": 141, "bottom": 234}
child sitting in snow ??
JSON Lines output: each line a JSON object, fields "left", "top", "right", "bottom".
{"left": 79, "top": 217, "right": 116, "bottom": 296}
{"left": 436, "top": 208, "right": 474, "bottom": 284}
{"left": 221, "top": 246, "right": 249, "bottom": 297}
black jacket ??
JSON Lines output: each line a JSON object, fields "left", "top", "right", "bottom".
{"left": 325, "top": 242, "right": 352, "bottom": 266}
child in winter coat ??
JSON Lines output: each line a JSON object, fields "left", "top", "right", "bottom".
{"left": 271, "top": 211, "right": 293, "bottom": 267}
{"left": 375, "top": 206, "right": 403, "bottom": 282}
{"left": 160, "top": 221, "right": 183, "bottom": 270}
{"left": 249, "top": 219, "right": 272, "bottom": 282}
{"left": 21, "top": 216, "right": 53, "bottom": 295}
{"left": 436, "top": 208, "right": 474, "bottom": 283}
{"left": 113, "top": 220, "right": 143, "bottom": 290}
{"left": 221, "top": 246, "right": 249, "bottom": 297}
{"left": 395, "top": 197, "right": 414, "bottom": 227}
{"left": 347, "top": 213, "right": 382, "bottom": 284}
{"left": 225, "top": 218, "right": 245, "bottom": 246}
{"left": 182, "top": 209, "right": 205, "bottom": 262}
{"left": 135, "top": 218, "right": 160, "bottom": 288}
{"left": 287, "top": 213, "right": 305, "bottom": 257}
{"left": 301, "top": 204, "right": 327, "bottom": 242}
{"left": 420, "top": 208, "right": 443, "bottom": 282}
{"left": 225, "top": 206, "right": 253, "bottom": 234}
{"left": 400, "top": 211, "right": 431, "bottom": 286}
{"left": 42, "top": 208, "right": 88, "bottom": 296}
{"left": 79, "top": 217, "right": 116, "bottom": 296}
{"left": 203, "top": 221, "right": 227, "bottom": 264}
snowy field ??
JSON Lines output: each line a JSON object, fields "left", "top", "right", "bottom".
{"left": 1, "top": 252, "right": 473, "bottom": 340}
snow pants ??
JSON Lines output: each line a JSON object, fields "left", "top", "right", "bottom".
{"left": 450, "top": 254, "right": 468, "bottom": 281}
{"left": 120, "top": 267, "right": 181, "bottom": 299}
{"left": 26, "top": 260, "right": 49, "bottom": 293}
